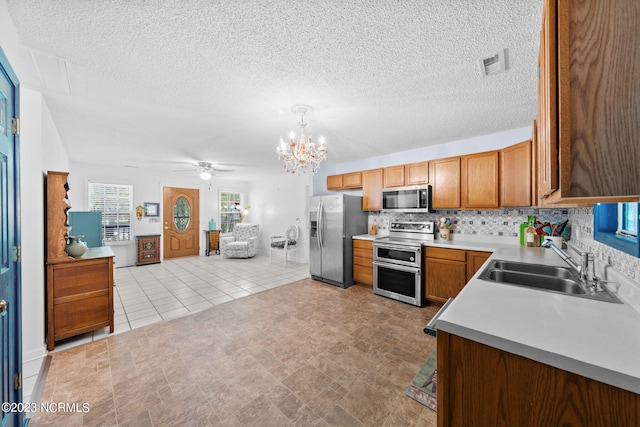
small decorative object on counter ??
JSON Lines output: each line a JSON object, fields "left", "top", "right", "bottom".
{"left": 438, "top": 216, "right": 453, "bottom": 241}
{"left": 525, "top": 220, "right": 540, "bottom": 247}
{"left": 65, "top": 235, "right": 88, "bottom": 258}
{"left": 369, "top": 219, "right": 378, "bottom": 235}
{"left": 520, "top": 215, "right": 536, "bottom": 246}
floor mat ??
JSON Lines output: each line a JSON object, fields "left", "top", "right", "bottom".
{"left": 405, "top": 349, "right": 437, "bottom": 412}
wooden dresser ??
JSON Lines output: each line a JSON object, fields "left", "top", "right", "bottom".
{"left": 46, "top": 247, "right": 115, "bottom": 350}
{"left": 45, "top": 171, "right": 115, "bottom": 350}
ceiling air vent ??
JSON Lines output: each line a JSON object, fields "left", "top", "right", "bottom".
{"left": 479, "top": 48, "right": 509, "bottom": 77}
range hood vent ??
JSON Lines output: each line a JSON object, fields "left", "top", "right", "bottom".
{"left": 479, "top": 48, "right": 509, "bottom": 77}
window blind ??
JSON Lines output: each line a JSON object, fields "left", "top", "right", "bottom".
{"left": 88, "top": 183, "right": 133, "bottom": 242}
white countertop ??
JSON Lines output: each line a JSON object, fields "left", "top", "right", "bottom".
{"left": 352, "top": 234, "right": 378, "bottom": 241}
{"left": 354, "top": 233, "right": 640, "bottom": 393}
{"left": 436, "top": 245, "right": 640, "bottom": 394}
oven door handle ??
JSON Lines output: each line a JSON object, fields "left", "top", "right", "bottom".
{"left": 424, "top": 297, "right": 454, "bottom": 336}
{"left": 373, "top": 260, "right": 420, "bottom": 273}
{"left": 373, "top": 243, "right": 421, "bottom": 252}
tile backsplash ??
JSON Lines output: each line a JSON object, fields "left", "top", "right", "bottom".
{"left": 368, "top": 206, "right": 640, "bottom": 282}
{"left": 568, "top": 208, "right": 640, "bottom": 282}
{"left": 369, "top": 208, "right": 570, "bottom": 238}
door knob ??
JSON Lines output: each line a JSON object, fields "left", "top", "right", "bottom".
{"left": 0, "top": 300, "right": 7, "bottom": 316}
{"left": 164, "top": 226, "right": 169, "bottom": 230}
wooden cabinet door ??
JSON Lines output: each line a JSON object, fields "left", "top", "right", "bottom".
{"left": 430, "top": 157, "right": 461, "bottom": 209}
{"left": 353, "top": 240, "right": 373, "bottom": 286}
{"left": 438, "top": 331, "right": 640, "bottom": 427}
{"left": 501, "top": 140, "right": 533, "bottom": 207}
{"left": 383, "top": 165, "right": 405, "bottom": 188}
{"left": 425, "top": 257, "right": 467, "bottom": 303}
{"left": 342, "top": 172, "right": 362, "bottom": 189}
{"left": 537, "top": 0, "right": 559, "bottom": 199}
{"left": 362, "top": 169, "right": 383, "bottom": 211}
{"left": 462, "top": 151, "right": 500, "bottom": 209}
{"left": 466, "top": 251, "right": 491, "bottom": 282}
{"left": 538, "top": 0, "right": 639, "bottom": 204}
{"left": 327, "top": 174, "right": 343, "bottom": 190}
{"left": 405, "top": 162, "right": 429, "bottom": 185}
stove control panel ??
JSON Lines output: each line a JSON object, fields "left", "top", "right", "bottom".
{"left": 389, "top": 221, "right": 435, "bottom": 234}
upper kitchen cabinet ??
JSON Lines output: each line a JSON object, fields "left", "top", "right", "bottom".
{"left": 538, "top": 0, "right": 640, "bottom": 204}
{"left": 405, "top": 161, "right": 429, "bottom": 186}
{"left": 327, "top": 172, "right": 362, "bottom": 190}
{"left": 461, "top": 151, "right": 500, "bottom": 209}
{"left": 362, "top": 169, "right": 383, "bottom": 211}
{"left": 383, "top": 165, "right": 405, "bottom": 188}
{"left": 327, "top": 174, "right": 343, "bottom": 190}
{"left": 430, "top": 157, "right": 461, "bottom": 209}
{"left": 501, "top": 140, "right": 534, "bottom": 207}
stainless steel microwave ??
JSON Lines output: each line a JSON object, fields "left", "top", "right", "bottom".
{"left": 381, "top": 185, "right": 434, "bottom": 213}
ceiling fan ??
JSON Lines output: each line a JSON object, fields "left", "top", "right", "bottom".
{"left": 174, "top": 161, "right": 234, "bottom": 180}
{"left": 195, "top": 161, "right": 233, "bottom": 180}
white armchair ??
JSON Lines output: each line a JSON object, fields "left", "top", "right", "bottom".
{"left": 220, "top": 223, "right": 260, "bottom": 258}
{"left": 270, "top": 225, "right": 299, "bottom": 265}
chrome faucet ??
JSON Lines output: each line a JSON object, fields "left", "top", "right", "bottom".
{"left": 541, "top": 239, "right": 591, "bottom": 282}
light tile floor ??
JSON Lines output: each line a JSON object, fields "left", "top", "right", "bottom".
{"left": 52, "top": 252, "right": 310, "bottom": 352}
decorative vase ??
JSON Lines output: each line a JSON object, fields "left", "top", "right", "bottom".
{"left": 65, "top": 235, "right": 88, "bottom": 258}
{"left": 439, "top": 228, "right": 451, "bottom": 241}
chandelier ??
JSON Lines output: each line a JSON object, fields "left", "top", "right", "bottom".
{"left": 277, "top": 104, "right": 327, "bottom": 174}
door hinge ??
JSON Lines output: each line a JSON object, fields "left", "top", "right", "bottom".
{"left": 11, "top": 117, "right": 19, "bottom": 135}
{"left": 12, "top": 246, "right": 20, "bottom": 262}
{"left": 14, "top": 373, "right": 21, "bottom": 390}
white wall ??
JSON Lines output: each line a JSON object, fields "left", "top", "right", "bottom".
{"left": 69, "top": 163, "right": 249, "bottom": 266}
{"left": 247, "top": 173, "right": 311, "bottom": 262}
{"left": 19, "top": 89, "right": 69, "bottom": 399}
{"left": 313, "top": 125, "right": 533, "bottom": 195}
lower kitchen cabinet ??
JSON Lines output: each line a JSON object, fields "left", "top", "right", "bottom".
{"left": 424, "top": 247, "right": 491, "bottom": 304}
{"left": 353, "top": 239, "right": 373, "bottom": 286}
{"left": 437, "top": 331, "right": 639, "bottom": 427}
{"left": 466, "top": 251, "right": 491, "bottom": 282}
{"left": 46, "top": 246, "right": 115, "bottom": 350}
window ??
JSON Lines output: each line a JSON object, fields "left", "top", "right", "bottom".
{"left": 594, "top": 202, "right": 640, "bottom": 257}
{"left": 88, "top": 183, "right": 133, "bottom": 242}
{"left": 219, "top": 191, "right": 243, "bottom": 233}
{"left": 619, "top": 203, "right": 638, "bottom": 237}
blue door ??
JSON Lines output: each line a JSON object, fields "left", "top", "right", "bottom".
{"left": 0, "top": 47, "right": 23, "bottom": 427}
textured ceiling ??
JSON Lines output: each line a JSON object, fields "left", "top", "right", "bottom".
{"left": 5, "top": 0, "right": 543, "bottom": 180}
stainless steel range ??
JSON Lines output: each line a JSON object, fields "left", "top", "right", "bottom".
{"left": 373, "top": 221, "right": 434, "bottom": 306}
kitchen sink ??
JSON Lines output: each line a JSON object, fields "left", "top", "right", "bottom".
{"left": 490, "top": 260, "right": 577, "bottom": 279}
{"left": 482, "top": 270, "right": 585, "bottom": 294}
{"left": 478, "top": 260, "right": 622, "bottom": 303}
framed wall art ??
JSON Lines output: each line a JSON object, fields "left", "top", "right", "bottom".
{"left": 144, "top": 202, "right": 159, "bottom": 217}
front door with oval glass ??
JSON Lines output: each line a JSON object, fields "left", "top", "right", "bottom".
{"left": 163, "top": 187, "right": 200, "bottom": 259}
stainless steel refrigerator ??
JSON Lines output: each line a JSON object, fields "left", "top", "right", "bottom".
{"left": 309, "top": 194, "right": 368, "bottom": 288}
